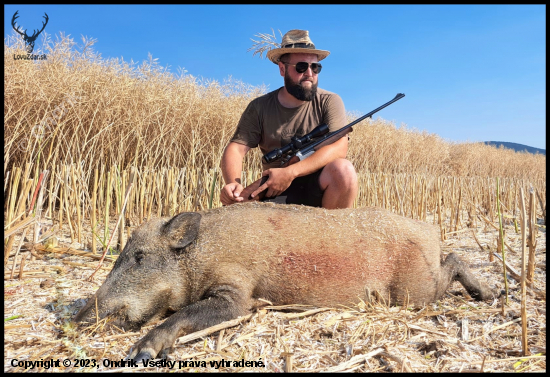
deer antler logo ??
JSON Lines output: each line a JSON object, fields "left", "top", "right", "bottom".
{"left": 11, "top": 10, "right": 49, "bottom": 54}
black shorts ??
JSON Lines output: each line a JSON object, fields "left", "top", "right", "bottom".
{"left": 261, "top": 169, "right": 324, "bottom": 207}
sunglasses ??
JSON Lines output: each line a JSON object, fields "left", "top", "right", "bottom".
{"left": 283, "top": 61, "right": 322, "bottom": 74}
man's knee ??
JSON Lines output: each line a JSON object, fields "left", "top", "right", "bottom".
{"left": 320, "top": 159, "right": 357, "bottom": 189}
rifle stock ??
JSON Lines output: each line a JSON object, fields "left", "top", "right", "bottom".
{"left": 240, "top": 156, "right": 299, "bottom": 202}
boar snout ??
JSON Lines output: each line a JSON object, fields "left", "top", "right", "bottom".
{"left": 74, "top": 299, "right": 124, "bottom": 325}
{"left": 75, "top": 278, "right": 183, "bottom": 330}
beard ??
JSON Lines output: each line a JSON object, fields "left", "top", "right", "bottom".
{"left": 284, "top": 72, "right": 318, "bottom": 101}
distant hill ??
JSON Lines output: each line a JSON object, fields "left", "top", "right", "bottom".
{"left": 484, "top": 141, "right": 545, "bottom": 156}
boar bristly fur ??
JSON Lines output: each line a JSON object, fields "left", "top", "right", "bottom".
{"left": 74, "top": 202, "right": 497, "bottom": 361}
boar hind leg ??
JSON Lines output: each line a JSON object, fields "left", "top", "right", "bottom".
{"left": 128, "top": 285, "right": 251, "bottom": 362}
{"left": 436, "top": 252, "right": 497, "bottom": 302}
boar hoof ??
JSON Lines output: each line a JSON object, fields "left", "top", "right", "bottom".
{"left": 133, "top": 351, "right": 153, "bottom": 363}
{"left": 127, "top": 325, "right": 177, "bottom": 362}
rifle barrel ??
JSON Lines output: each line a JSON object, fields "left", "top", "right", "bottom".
{"left": 346, "top": 93, "right": 405, "bottom": 129}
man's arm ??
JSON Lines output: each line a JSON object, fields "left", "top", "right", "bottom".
{"left": 288, "top": 132, "right": 349, "bottom": 178}
{"left": 251, "top": 133, "right": 349, "bottom": 199}
{"left": 220, "top": 142, "right": 250, "bottom": 205}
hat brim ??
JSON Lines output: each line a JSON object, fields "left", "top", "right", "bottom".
{"left": 267, "top": 48, "right": 330, "bottom": 64}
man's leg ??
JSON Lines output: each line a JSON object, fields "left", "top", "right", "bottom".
{"left": 267, "top": 170, "right": 323, "bottom": 207}
{"left": 319, "top": 159, "right": 358, "bottom": 209}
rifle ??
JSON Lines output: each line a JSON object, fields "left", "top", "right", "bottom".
{"left": 240, "top": 93, "right": 405, "bottom": 201}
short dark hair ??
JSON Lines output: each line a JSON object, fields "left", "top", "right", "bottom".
{"left": 279, "top": 53, "right": 290, "bottom": 64}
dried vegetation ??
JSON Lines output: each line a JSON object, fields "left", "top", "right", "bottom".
{"left": 4, "top": 33, "right": 546, "bottom": 372}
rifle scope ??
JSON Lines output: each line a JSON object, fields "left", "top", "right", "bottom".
{"left": 262, "top": 123, "right": 329, "bottom": 164}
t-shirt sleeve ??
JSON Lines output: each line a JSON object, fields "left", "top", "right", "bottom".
{"left": 230, "top": 101, "right": 261, "bottom": 148}
{"left": 324, "top": 94, "right": 348, "bottom": 132}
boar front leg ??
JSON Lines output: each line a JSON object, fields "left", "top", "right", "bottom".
{"left": 128, "top": 285, "right": 251, "bottom": 361}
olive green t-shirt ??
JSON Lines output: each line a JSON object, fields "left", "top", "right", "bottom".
{"left": 230, "top": 87, "right": 348, "bottom": 169}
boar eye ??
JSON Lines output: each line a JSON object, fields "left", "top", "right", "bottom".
{"left": 135, "top": 251, "right": 144, "bottom": 263}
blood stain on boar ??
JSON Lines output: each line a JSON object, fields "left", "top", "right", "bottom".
{"left": 275, "top": 244, "right": 387, "bottom": 304}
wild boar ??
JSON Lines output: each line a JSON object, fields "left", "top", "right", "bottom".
{"left": 74, "top": 202, "right": 496, "bottom": 361}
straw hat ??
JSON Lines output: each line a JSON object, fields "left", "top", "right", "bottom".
{"left": 266, "top": 29, "right": 330, "bottom": 64}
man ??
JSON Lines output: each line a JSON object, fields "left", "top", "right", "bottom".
{"left": 220, "top": 29, "right": 358, "bottom": 209}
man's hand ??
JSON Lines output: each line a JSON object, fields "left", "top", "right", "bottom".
{"left": 250, "top": 167, "right": 296, "bottom": 199}
{"left": 220, "top": 182, "right": 245, "bottom": 206}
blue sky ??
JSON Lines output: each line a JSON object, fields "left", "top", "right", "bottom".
{"left": 4, "top": 4, "right": 546, "bottom": 149}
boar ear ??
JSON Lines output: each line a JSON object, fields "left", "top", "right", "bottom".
{"left": 163, "top": 212, "right": 201, "bottom": 251}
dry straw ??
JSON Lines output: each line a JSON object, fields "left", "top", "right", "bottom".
{"left": 247, "top": 28, "right": 283, "bottom": 59}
